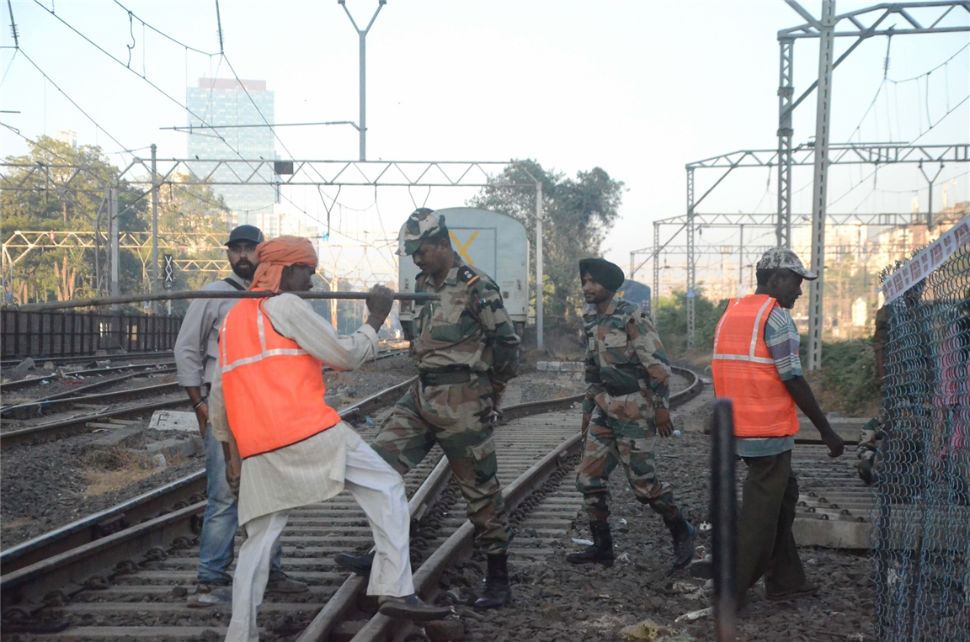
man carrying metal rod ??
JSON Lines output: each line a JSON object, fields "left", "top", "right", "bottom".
{"left": 174, "top": 225, "right": 308, "bottom": 607}
{"left": 208, "top": 235, "right": 450, "bottom": 641}
{"left": 335, "top": 208, "right": 521, "bottom": 609}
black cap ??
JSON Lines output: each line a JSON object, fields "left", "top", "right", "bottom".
{"left": 225, "top": 224, "right": 264, "bottom": 246}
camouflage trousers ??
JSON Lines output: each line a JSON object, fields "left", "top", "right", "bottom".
{"left": 576, "top": 391, "right": 674, "bottom": 523}
{"left": 371, "top": 377, "right": 510, "bottom": 555}
{"left": 856, "top": 414, "right": 884, "bottom": 485}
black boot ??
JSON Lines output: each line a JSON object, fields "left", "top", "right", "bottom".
{"left": 334, "top": 550, "right": 374, "bottom": 576}
{"left": 473, "top": 554, "right": 511, "bottom": 609}
{"left": 566, "top": 521, "right": 614, "bottom": 567}
{"left": 664, "top": 510, "right": 696, "bottom": 572}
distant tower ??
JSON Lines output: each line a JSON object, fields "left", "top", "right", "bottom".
{"left": 186, "top": 78, "right": 276, "bottom": 233}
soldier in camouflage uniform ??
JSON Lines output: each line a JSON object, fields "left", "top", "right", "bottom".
{"left": 566, "top": 258, "right": 696, "bottom": 573}
{"left": 337, "top": 208, "right": 520, "bottom": 609}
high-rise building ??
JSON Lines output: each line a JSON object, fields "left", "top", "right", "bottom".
{"left": 186, "top": 78, "right": 276, "bottom": 233}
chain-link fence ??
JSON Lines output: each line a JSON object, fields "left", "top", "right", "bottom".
{"left": 872, "top": 219, "right": 970, "bottom": 642}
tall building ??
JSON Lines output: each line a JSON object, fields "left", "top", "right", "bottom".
{"left": 186, "top": 78, "right": 277, "bottom": 233}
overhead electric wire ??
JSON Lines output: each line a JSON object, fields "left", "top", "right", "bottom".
{"left": 112, "top": 0, "right": 220, "bottom": 57}
{"left": 16, "top": 48, "right": 131, "bottom": 155}
{"left": 29, "top": 0, "right": 330, "bottom": 230}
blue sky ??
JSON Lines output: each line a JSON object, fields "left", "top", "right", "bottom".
{"left": 2, "top": 1, "right": 968, "bottom": 285}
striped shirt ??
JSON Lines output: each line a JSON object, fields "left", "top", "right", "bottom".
{"left": 737, "top": 305, "right": 801, "bottom": 458}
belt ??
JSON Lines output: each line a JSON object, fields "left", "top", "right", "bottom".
{"left": 604, "top": 383, "right": 640, "bottom": 396}
{"left": 419, "top": 368, "right": 473, "bottom": 386}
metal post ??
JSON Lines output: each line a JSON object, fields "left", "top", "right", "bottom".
{"left": 738, "top": 224, "right": 744, "bottom": 297}
{"left": 918, "top": 161, "right": 944, "bottom": 230}
{"left": 712, "top": 399, "right": 737, "bottom": 641}
{"left": 339, "top": 0, "right": 386, "bottom": 161}
{"left": 686, "top": 167, "right": 696, "bottom": 349}
{"left": 109, "top": 186, "right": 120, "bottom": 300}
{"left": 652, "top": 222, "right": 660, "bottom": 317}
{"left": 776, "top": 37, "right": 795, "bottom": 248}
{"left": 806, "top": 0, "right": 835, "bottom": 371}
{"left": 535, "top": 182, "right": 544, "bottom": 351}
{"left": 151, "top": 143, "right": 159, "bottom": 314}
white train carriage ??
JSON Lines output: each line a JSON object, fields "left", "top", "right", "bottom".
{"left": 398, "top": 207, "right": 529, "bottom": 337}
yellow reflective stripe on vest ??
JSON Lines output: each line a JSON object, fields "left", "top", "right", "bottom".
{"left": 712, "top": 297, "right": 775, "bottom": 365}
{"left": 221, "top": 304, "right": 309, "bottom": 374}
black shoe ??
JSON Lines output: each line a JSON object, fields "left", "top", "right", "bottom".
{"left": 667, "top": 514, "right": 696, "bottom": 572}
{"left": 688, "top": 557, "right": 713, "bottom": 579}
{"left": 378, "top": 594, "right": 451, "bottom": 621}
{"left": 473, "top": 553, "right": 511, "bottom": 609}
{"left": 266, "top": 571, "right": 309, "bottom": 594}
{"left": 334, "top": 550, "right": 374, "bottom": 576}
{"left": 566, "top": 522, "right": 614, "bottom": 567}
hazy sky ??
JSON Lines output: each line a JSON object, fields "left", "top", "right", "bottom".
{"left": 2, "top": 0, "right": 968, "bottom": 285}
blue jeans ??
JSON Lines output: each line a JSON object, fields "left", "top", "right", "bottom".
{"left": 198, "top": 424, "right": 282, "bottom": 583}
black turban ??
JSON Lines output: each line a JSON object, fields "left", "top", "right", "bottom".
{"left": 579, "top": 257, "right": 624, "bottom": 291}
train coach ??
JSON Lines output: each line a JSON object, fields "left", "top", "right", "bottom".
{"left": 398, "top": 207, "right": 529, "bottom": 337}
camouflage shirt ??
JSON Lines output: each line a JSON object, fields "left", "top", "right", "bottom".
{"left": 412, "top": 255, "right": 520, "bottom": 390}
{"left": 582, "top": 298, "right": 670, "bottom": 413}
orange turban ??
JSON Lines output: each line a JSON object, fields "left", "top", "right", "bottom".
{"left": 250, "top": 236, "right": 319, "bottom": 292}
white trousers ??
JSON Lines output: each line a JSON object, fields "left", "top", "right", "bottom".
{"left": 224, "top": 438, "right": 414, "bottom": 642}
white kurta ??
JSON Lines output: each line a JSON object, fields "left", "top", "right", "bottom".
{"left": 209, "top": 292, "right": 414, "bottom": 641}
{"left": 208, "top": 292, "right": 377, "bottom": 526}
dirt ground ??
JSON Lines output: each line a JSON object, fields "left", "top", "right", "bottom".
{"left": 437, "top": 385, "right": 880, "bottom": 642}
{"left": 2, "top": 348, "right": 885, "bottom": 642}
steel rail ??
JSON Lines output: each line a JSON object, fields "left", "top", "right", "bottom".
{"left": 0, "top": 367, "right": 699, "bottom": 639}
{"left": 1, "top": 366, "right": 177, "bottom": 417}
{"left": 304, "top": 366, "right": 701, "bottom": 642}
{"left": 1, "top": 361, "right": 175, "bottom": 393}
{"left": 0, "top": 350, "right": 409, "bottom": 446}
{"left": 0, "top": 351, "right": 173, "bottom": 372}
{"left": 0, "top": 377, "right": 418, "bottom": 612}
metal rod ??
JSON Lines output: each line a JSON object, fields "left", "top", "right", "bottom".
{"left": 712, "top": 398, "right": 737, "bottom": 641}
{"left": 7, "top": 290, "right": 438, "bottom": 312}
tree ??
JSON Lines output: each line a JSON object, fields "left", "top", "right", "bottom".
{"left": 1, "top": 136, "right": 147, "bottom": 303}
{"left": 469, "top": 159, "right": 624, "bottom": 327}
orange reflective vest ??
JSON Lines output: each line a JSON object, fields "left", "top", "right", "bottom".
{"left": 711, "top": 294, "right": 799, "bottom": 438}
{"left": 219, "top": 297, "right": 341, "bottom": 458}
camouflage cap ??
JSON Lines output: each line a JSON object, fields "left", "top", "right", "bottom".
{"left": 756, "top": 247, "right": 818, "bottom": 280}
{"left": 400, "top": 208, "right": 448, "bottom": 255}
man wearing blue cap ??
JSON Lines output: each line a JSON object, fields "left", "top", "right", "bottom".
{"left": 174, "top": 224, "right": 307, "bottom": 606}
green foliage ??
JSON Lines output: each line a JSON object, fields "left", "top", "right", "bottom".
{"left": 469, "top": 159, "right": 624, "bottom": 326}
{"left": 1, "top": 136, "right": 147, "bottom": 303}
{"left": 653, "top": 289, "right": 728, "bottom": 358}
{"left": 2, "top": 138, "right": 228, "bottom": 307}
{"left": 809, "top": 338, "right": 880, "bottom": 415}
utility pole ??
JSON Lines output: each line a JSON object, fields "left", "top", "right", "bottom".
{"left": 151, "top": 144, "right": 159, "bottom": 314}
{"left": 110, "top": 186, "right": 120, "bottom": 300}
{"left": 806, "top": 0, "right": 835, "bottom": 371}
{"left": 339, "top": 0, "right": 386, "bottom": 161}
{"left": 535, "top": 182, "right": 544, "bottom": 351}
{"left": 919, "top": 161, "right": 944, "bottom": 229}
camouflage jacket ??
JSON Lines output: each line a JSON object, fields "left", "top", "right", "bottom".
{"left": 582, "top": 298, "right": 670, "bottom": 414}
{"left": 412, "top": 255, "right": 520, "bottom": 392}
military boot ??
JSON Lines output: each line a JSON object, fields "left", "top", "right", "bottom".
{"left": 473, "top": 554, "right": 511, "bottom": 609}
{"left": 663, "top": 509, "right": 696, "bottom": 572}
{"left": 566, "top": 521, "right": 614, "bottom": 567}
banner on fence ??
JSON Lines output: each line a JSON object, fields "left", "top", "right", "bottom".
{"left": 881, "top": 215, "right": 970, "bottom": 304}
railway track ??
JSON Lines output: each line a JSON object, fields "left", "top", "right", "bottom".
{"left": 0, "top": 368, "right": 702, "bottom": 641}
{"left": 0, "top": 349, "right": 410, "bottom": 448}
